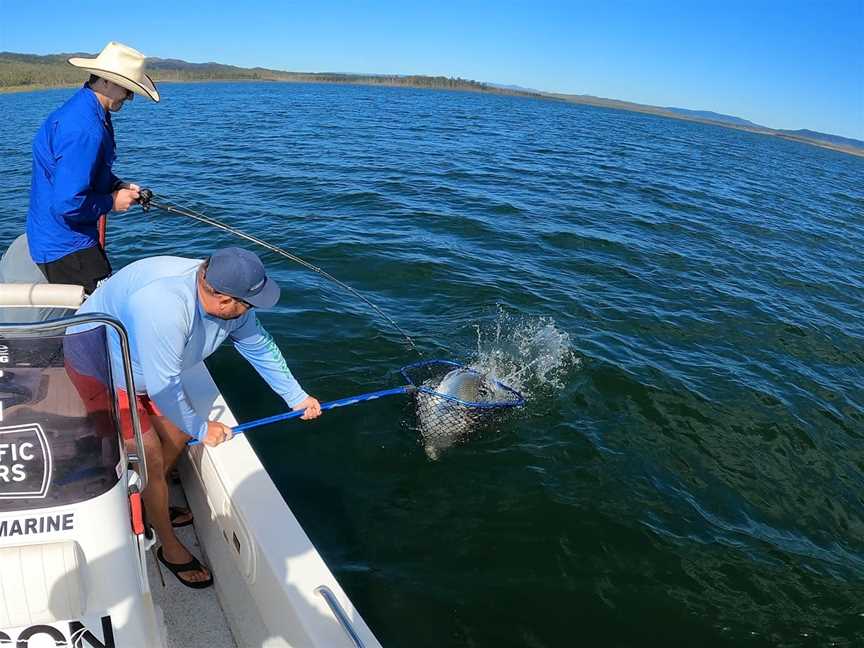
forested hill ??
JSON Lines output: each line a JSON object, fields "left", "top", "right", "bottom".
{"left": 0, "top": 51, "right": 535, "bottom": 96}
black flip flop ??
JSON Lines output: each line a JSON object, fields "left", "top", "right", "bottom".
{"left": 156, "top": 546, "right": 213, "bottom": 589}
{"left": 169, "top": 506, "right": 194, "bottom": 528}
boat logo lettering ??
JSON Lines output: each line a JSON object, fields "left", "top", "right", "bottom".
{"left": 0, "top": 615, "right": 115, "bottom": 647}
{"left": 0, "top": 423, "right": 52, "bottom": 498}
{"left": 0, "top": 512, "right": 74, "bottom": 538}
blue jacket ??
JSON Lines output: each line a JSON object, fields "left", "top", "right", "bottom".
{"left": 27, "top": 84, "right": 120, "bottom": 264}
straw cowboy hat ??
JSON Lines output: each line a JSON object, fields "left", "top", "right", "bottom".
{"left": 68, "top": 42, "right": 160, "bottom": 102}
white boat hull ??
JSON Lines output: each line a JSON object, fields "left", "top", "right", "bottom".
{"left": 178, "top": 363, "right": 381, "bottom": 648}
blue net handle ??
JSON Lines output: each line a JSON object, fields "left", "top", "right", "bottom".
{"left": 187, "top": 385, "right": 412, "bottom": 445}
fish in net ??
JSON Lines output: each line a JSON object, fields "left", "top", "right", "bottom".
{"left": 400, "top": 360, "right": 525, "bottom": 459}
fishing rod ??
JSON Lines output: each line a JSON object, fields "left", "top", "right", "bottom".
{"left": 136, "top": 188, "right": 422, "bottom": 355}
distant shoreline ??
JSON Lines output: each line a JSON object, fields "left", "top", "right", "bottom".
{"left": 2, "top": 77, "right": 861, "bottom": 159}
{"left": 0, "top": 76, "right": 524, "bottom": 95}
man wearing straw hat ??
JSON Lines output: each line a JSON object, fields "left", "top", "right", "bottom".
{"left": 26, "top": 41, "right": 160, "bottom": 294}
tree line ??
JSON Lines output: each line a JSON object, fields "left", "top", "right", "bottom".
{"left": 0, "top": 53, "right": 516, "bottom": 96}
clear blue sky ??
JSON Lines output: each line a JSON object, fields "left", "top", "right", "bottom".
{"left": 1, "top": 0, "right": 862, "bottom": 139}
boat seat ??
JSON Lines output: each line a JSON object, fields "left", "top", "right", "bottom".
{"left": 0, "top": 283, "right": 85, "bottom": 309}
{"left": 0, "top": 541, "right": 87, "bottom": 626}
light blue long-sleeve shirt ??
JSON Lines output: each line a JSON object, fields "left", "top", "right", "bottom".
{"left": 74, "top": 256, "right": 308, "bottom": 441}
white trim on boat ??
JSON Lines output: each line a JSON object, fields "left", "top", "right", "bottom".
{"left": 179, "top": 362, "right": 381, "bottom": 647}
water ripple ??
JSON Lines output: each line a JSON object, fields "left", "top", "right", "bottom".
{"left": 2, "top": 82, "right": 863, "bottom": 647}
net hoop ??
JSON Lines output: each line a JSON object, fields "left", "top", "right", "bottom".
{"left": 399, "top": 359, "right": 526, "bottom": 409}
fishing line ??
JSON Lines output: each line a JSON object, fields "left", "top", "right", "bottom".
{"left": 137, "top": 189, "right": 422, "bottom": 355}
{"left": 135, "top": 190, "right": 527, "bottom": 456}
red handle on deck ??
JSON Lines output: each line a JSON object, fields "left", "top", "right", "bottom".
{"left": 129, "top": 486, "right": 144, "bottom": 536}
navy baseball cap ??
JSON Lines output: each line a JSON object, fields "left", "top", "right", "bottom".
{"left": 205, "top": 247, "right": 280, "bottom": 308}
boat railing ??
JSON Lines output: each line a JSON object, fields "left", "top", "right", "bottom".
{"left": 0, "top": 305, "right": 149, "bottom": 489}
{"left": 315, "top": 585, "right": 367, "bottom": 648}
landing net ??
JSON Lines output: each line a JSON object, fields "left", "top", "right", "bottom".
{"left": 400, "top": 360, "right": 525, "bottom": 446}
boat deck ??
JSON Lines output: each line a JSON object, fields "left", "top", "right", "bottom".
{"left": 148, "top": 481, "right": 238, "bottom": 648}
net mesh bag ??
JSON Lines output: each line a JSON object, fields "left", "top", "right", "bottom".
{"left": 400, "top": 360, "right": 525, "bottom": 442}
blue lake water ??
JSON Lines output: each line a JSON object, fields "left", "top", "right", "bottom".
{"left": 2, "top": 82, "right": 863, "bottom": 647}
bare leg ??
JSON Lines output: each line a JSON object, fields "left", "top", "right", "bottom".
{"left": 128, "top": 430, "right": 210, "bottom": 584}
{"left": 151, "top": 415, "right": 194, "bottom": 526}
{"left": 151, "top": 415, "right": 189, "bottom": 476}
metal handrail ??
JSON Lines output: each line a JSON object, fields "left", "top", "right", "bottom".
{"left": 0, "top": 312, "right": 148, "bottom": 490}
{"left": 315, "top": 586, "right": 366, "bottom": 648}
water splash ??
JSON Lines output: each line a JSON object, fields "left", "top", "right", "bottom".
{"left": 411, "top": 310, "right": 576, "bottom": 460}
{"left": 468, "top": 306, "right": 579, "bottom": 398}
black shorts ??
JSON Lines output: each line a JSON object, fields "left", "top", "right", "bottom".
{"left": 38, "top": 245, "right": 112, "bottom": 295}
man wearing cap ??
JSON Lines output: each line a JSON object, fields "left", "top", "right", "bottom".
{"left": 73, "top": 248, "right": 322, "bottom": 588}
{"left": 27, "top": 41, "right": 160, "bottom": 294}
